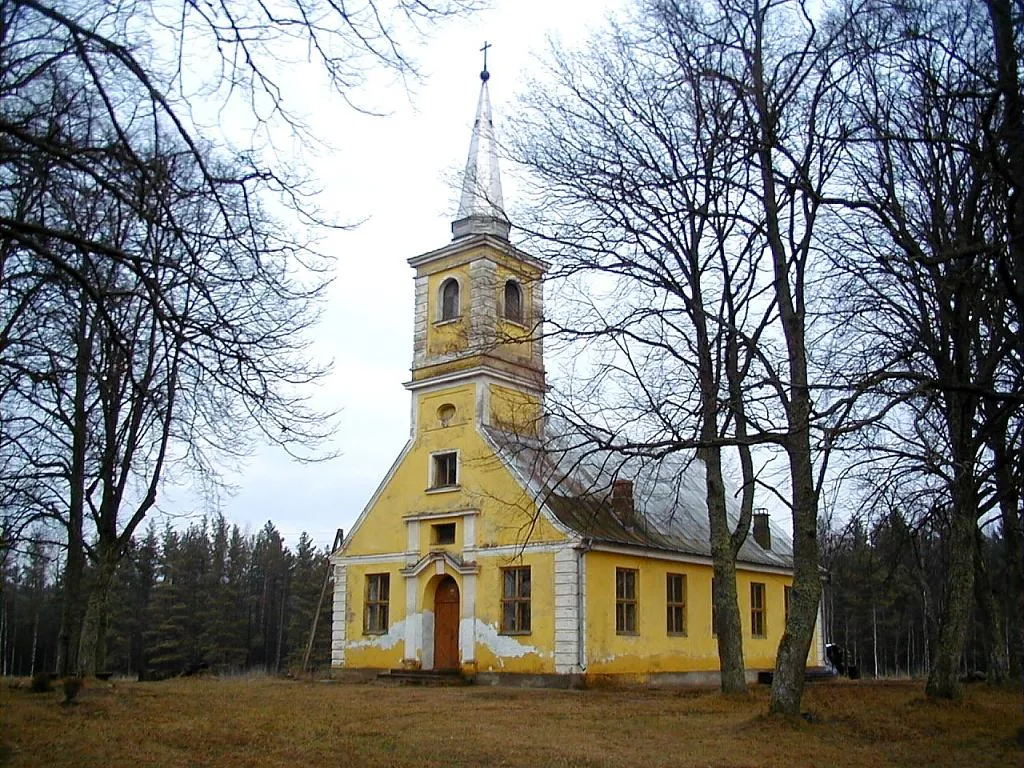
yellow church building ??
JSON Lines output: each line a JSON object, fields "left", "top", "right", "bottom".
{"left": 330, "top": 66, "right": 825, "bottom": 685}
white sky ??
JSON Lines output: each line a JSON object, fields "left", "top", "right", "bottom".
{"left": 155, "top": 0, "right": 628, "bottom": 550}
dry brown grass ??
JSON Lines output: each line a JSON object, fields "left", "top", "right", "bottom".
{"left": 1, "top": 676, "right": 1019, "bottom": 767}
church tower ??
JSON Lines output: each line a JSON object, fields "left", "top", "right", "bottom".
{"left": 406, "top": 63, "right": 546, "bottom": 437}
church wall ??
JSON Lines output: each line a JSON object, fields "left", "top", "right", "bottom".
{"left": 338, "top": 560, "right": 408, "bottom": 670}
{"left": 488, "top": 384, "right": 542, "bottom": 436}
{"left": 425, "top": 265, "right": 472, "bottom": 358}
{"left": 493, "top": 261, "right": 539, "bottom": 365}
{"left": 582, "top": 551, "right": 804, "bottom": 676}
{"left": 470, "top": 549, "right": 558, "bottom": 674}
{"left": 335, "top": 547, "right": 566, "bottom": 673}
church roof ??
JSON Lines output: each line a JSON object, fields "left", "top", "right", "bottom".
{"left": 482, "top": 425, "right": 794, "bottom": 570}
{"left": 452, "top": 67, "right": 511, "bottom": 241}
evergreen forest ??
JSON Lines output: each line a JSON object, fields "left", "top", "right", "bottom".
{"left": 0, "top": 518, "right": 333, "bottom": 678}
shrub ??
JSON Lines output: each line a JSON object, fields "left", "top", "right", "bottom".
{"left": 30, "top": 673, "right": 53, "bottom": 693}
{"left": 62, "top": 677, "right": 84, "bottom": 705}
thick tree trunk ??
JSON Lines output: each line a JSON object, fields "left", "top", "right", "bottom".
{"left": 78, "top": 553, "right": 117, "bottom": 676}
{"left": 769, "top": 443, "right": 822, "bottom": 715}
{"left": 57, "top": 298, "right": 92, "bottom": 676}
{"left": 925, "top": 507, "right": 975, "bottom": 699}
{"left": 972, "top": 530, "right": 1009, "bottom": 684}
{"left": 698, "top": 348, "right": 747, "bottom": 693}
{"left": 990, "top": 417, "right": 1022, "bottom": 680}
{"left": 709, "top": 533, "right": 747, "bottom": 693}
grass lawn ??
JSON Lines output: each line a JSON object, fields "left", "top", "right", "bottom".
{"left": 1, "top": 676, "right": 1020, "bottom": 767}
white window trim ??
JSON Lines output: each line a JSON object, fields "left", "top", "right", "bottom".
{"left": 428, "top": 449, "right": 460, "bottom": 491}
{"left": 436, "top": 276, "right": 462, "bottom": 322}
{"left": 501, "top": 279, "right": 526, "bottom": 326}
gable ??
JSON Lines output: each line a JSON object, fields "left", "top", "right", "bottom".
{"left": 341, "top": 382, "right": 571, "bottom": 559}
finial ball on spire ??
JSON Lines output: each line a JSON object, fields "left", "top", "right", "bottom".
{"left": 480, "top": 69, "right": 490, "bottom": 82}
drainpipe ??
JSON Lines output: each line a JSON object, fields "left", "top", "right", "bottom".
{"left": 574, "top": 538, "right": 592, "bottom": 673}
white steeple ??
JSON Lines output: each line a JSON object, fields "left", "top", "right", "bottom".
{"left": 452, "top": 50, "right": 511, "bottom": 241}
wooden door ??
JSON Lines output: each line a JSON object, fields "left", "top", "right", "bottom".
{"left": 433, "top": 576, "right": 460, "bottom": 670}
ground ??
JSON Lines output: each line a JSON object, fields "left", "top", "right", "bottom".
{"left": 1, "top": 676, "right": 1019, "bottom": 767}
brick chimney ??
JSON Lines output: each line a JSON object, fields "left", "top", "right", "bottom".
{"left": 612, "top": 479, "right": 637, "bottom": 530}
{"left": 753, "top": 509, "right": 771, "bottom": 551}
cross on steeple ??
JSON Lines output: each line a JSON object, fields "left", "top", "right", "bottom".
{"left": 480, "top": 41, "right": 491, "bottom": 81}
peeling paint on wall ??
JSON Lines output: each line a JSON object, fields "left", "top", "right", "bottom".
{"left": 470, "top": 618, "right": 548, "bottom": 664}
{"left": 349, "top": 618, "right": 407, "bottom": 651}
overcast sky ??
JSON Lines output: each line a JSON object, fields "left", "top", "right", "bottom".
{"left": 154, "top": 1, "right": 629, "bottom": 549}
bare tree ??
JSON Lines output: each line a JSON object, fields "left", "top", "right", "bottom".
{"left": 511, "top": 0, "right": 860, "bottom": 711}
{"left": 830, "top": 0, "right": 1021, "bottom": 698}
{"left": 510, "top": 6, "right": 780, "bottom": 693}
{"left": 2, "top": 0, "right": 480, "bottom": 674}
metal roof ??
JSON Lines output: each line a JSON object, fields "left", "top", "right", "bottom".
{"left": 482, "top": 425, "right": 794, "bottom": 569}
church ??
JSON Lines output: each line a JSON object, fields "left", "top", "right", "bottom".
{"left": 329, "top": 65, "right": 825, "bottom": 685}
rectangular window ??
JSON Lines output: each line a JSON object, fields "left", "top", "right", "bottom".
{"left": 711, "top": 578, "right": 718, "bottom": 637}
{"left": 615, "top": 568, "right": 638, "bottom": 635}
{"left": 431, "top": 452, "right": 458, "bottom": 488}
{"left": 784, "top": 585, "right": 792, "bottom": 624}
{"left": 751, "top": 582, "right": 766, "bottom": 638}
{"left": 364, "top": 573, "right": 390, "bottom": 634}
{"left": 500, "top": 567, "right": 531, "bottom": 634}
{"left": 432, "top": 522, "right": 456, "bottom": 545}
{"left": 666, "top": 573, "right": 686, "bottom": 635}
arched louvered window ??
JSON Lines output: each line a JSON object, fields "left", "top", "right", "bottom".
{"left": 440, "top": 278, "right": 460, "bottom": 321}
{"left": 503, "top": 280, "right": 523, "bottom": 324}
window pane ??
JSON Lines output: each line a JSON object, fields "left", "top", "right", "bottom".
{"left": 518, "top": 602, "right": 531, "bottom": 632}
{"left": 504, "top": 281, "right": 522, "bottom": 323}
{"left": 502, "top": 602, "right": 516, "bottom": 633}
{"left": 503, "top": 570, "right": 516, "bottom": 598}
{"left": 441, "top": 279, "right": 459, "bottom": 320}
{"left": 520, "top": 569, "right": 531, "bottom": 598}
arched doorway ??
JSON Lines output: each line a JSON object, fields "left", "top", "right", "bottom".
{"left": 433, "top": 576, "right": 460, "bottom": 670}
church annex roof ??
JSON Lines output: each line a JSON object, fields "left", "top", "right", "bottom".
{"left": 482, "top": 425, "right": 794, "bottom": 570}
{"left": 452, "top": 62, "right": 511, "bottom": 241}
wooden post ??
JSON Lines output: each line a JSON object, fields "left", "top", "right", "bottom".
{"left": 302, "top": 529, "right": 343, "bottom": 675}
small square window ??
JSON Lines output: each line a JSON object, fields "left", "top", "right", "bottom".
{"left": 431, "top": 452, "right": 458, "bottom": 488}
{"left": 432, "top": 522, "right": 456, "bottom": 545}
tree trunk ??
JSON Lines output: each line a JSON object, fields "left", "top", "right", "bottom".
{"left": 700, "top": 370, "right": 747, "bottom": 693}
{"left": 872, "top": 602, "right": 879, "bottom": 678}
{"left": 57, "top": 297, "right": 92, "bottom": 676}
{"left": 710, "top": 550, "right": 747, "bottom": 694}
{"left": 972, "top": 529, "right": 1009, "bottom": 685}
{"left": 78, "top": 552, "right": 118, "bottom": 676}
{"left": 925, "top": 508, "right": 975, "bottom": 699}
{"left": 769, "top": 444, "right": 822, "bottom": 714}
{"left": 989, "top": 412, "right": 1022, "bottom": 680}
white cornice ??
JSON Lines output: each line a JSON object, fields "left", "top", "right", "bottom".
{"left": 586, "top": 542, "right": 794, "bottom": 576}
{"left": 407, "top": 233, "right": 548, "bottom": 273}
{"left": 404, "top": 365, "right": 546, "bottom": 395}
